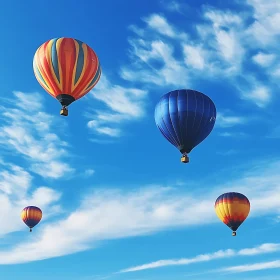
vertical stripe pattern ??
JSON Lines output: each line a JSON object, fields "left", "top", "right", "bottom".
{"left": 21, "top": 206, "right": 42, "bottom": 229}
{"left": 154, "top": 89, "right": 216, "bottom": 154}
{"left": 33, "top": 37, "right": 101, "bottom": 101}
{"left": 215, "top": 192, "right": 250, "bottom": 232}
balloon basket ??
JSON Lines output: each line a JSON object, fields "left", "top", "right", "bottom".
{"left": 232, "top": 231, "right": 236, "bottom": 236}
{"left": 181, "top": 155, "right": 189, "bottom": 163}
{"left": 60, "top": 107, "right": 68, "bottom": 116}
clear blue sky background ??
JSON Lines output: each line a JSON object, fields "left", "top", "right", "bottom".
{"left": 0, "top": 0, "right": 280, "bottom": 279}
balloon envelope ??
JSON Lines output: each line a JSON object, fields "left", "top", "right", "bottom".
{"left": 215, "top": 192, "right": 250, "bottom": 233}
{"left": 33, "top": 37, "right": 101, "bottom": 108}
{"left": 154, "top": 89, "right": 216, "bottom": 158}
{"left": 21, "top": 206, "right": 42, "bottom": 230}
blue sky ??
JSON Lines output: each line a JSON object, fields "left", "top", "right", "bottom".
{"left": 0, "top": 0, "right": 280, "bottom": 279}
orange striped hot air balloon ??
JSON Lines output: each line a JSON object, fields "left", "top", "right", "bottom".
{"left": 33, "top": 37, "right": 101, "bottom": 116}
{"left": 214, "top": 192, "right": 250, "bottom": 236}
{"left": 21, "top": 206, "right": 42, "bottom": 232}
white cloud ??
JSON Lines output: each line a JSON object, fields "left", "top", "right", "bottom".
{"left": 182, "top": 44, "right": 205, "bottom": 70}
{"left": 216, "top": 112, "right": 247, "bottom": 128}
{"left": 201, "top": 8, "right": 245, "bottom": 73}
{"left": 144, "top": 14, "right": 176, "bottom": 38}
{"left": 239, "top": 81, "right": 271, "bottom": 107}
{"left": 118, "top": 3, "right": 280, "bottom": 114}
{"left": 0, "top": 91, "right": 74, "bottom": 179}
{"left": 13, "top": 91, "right": 43, "bottom": 111}
{"left": 272, "top": 66, "right": 280, "bottom": 77}
{"left": 0, "top": 162, "right": 61, "bottom": 237}
{"left": 144, "top": 14, "right": 187, "bottom": 40}
{"left": 252, "top": 52, "right": 275, "bottom": 67}
{"left": 246, "top": 0, "right": 280, "bottom": 46}
{"left": 121, "top": 39, "right": 189, "bottom": 87}
{"left": 31, "top": 161, "right": 73, "bottom": 179}
{"left": 86, "top": 4, "right": 280, "bottom": 141}
{"left": 220, "top": 259, "right": 280, "bottom": 273}
{"left": 0, "top": 164, "right": 32, "bottom": 196}
{"left": 95, "top": 127, "right": 121, "bottom": 137}
{"left": 203, "top": 8, "right": 243, "bottom": 27}
{"left": 249, "top": 86, "right": 271, "bottom": 107}
{"left": 1, "top": 159, "right": 280, "bottom": 263}
{"left": 87, "top": 120, "right": 121, "bottom": 137}
{"left": 120, "top": 243, "right": 280, "bottom": 272}
{"left": 91, "top": 75, "right": 147, "bottom": 118}
{"left": 87, "top": 75, "right": 147, "bottom": 137}
{"left": 216, "top": 29, "right": 243, "bottom": 64}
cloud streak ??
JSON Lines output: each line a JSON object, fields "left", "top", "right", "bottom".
{"left": 119, "top": 243, "right": 280, "bottom": 272}
{"left": 219, "top": 259, "right": 280, "bottom": 273}
{"left": 0, "top": 158, "right": 280, "bottom": 264}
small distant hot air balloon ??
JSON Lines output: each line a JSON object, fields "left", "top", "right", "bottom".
{"left": 214, "top": 192, "right": 250, "bottom": 236}
{"left": 154, "top": 89, "right": 216, "bottom": 163}
{"left": 33, "top": 37, "right": 101, "bottom": 116}
{"left": 21, "top": 206, "right": 42, "bottom": 232}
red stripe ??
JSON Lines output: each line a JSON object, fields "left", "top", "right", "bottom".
{"left": 64, "top": 38, "right": 76, "bottom": 94}
{"left": 59, "top": 39, "right": 67, "bottom": 93}
{"left": 222, "top": 215, "right": 247, "bottom": 223}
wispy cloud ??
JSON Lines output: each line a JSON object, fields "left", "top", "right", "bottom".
{"left": 87, "top": 75, "right": 147, "bottom": 138}
{"left": 1, "top": 158, "right": 280, "bottom": 263}
{"left": 84, "top": 1, "right": 280, "bottom": 139}
{"left": 143, "top": 14, "right": 187, "bottom": 40}
{"left": 0, "top": 162, "right": 61, "bottom": 236}
{"left": 219, "top": 259, "right": 280, "bottom": 273}
{"left": 236, "top": 76, "right": 272, "bottom": 108}
{"left": 121, "top": 39, "right": 189, "bottom": 87}
{"left": 216, "top": 112, "right": 247, "bottom": 128}
{"left": 0, "top": 91, "right": 74, "bottom": 179}
{"left": 245, "top": 0, "right": 280, "bottom": 46}
{"left": 218, "top": 132, "right": 247, "bottom": 137}
{"left": 87, "top": 120, "right": 121, "bottom": 137}
{"left": 161, "top": 0, "right": 190, "bottom": 15}
{"left": 119, "top": 243, "right": 280, "bottom": 272}
{"left": 252, "top": 52, "right": 275, "bottom": 67}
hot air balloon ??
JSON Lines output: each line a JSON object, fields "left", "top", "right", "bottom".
{"left": 33, "top": 37, "right": 101, "bottom": 116}
{"left": 21, "top": 206, "right": 42, "bottom": 232}
{"left": 214, "top": 192, "right": 250, "bottom": 236}
{"left": 154, "top": 89, "right": 216, "bottom": 163}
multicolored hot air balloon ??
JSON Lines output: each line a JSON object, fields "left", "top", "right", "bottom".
{"left": 214, "top": 192, "right": 250, "bottom": 236}
{"left": 154, "top": 89, "right": 216, "bottom": 163}
{"left": 21, "top": 206, "right": 42, "bottom": 232}
{"left": 33, "top": 37, "right": 101, "bottom": 116}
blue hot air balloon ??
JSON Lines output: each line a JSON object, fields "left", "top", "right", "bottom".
{"left": 154, "top": 89, "right": 216, "bottom": 163}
